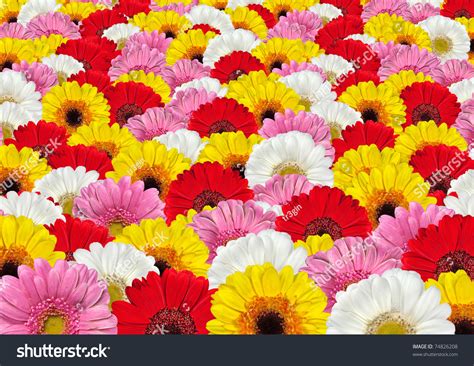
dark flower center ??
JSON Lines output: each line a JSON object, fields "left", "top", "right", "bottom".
{"left": 261, "top": 109, "right": 276, "bottom": 121}
{"left": 228, "top": 69, "right": 244, "bottom": 81}
{"left": 0, "top": 261, "right": 19, "bottom": 277}
{"left": 0, "top": 60, "right": 13, "bottom": 71}
{"left": 256, "top": 311, "right": 285, "bottom": 334}
{"left": 470, "top": 39, "right": 474, "bottom": 53}
{"left": 277, "top": 10, "right": 288, "bottom": 18}
{"left": 209, "top": 120, "right": 237, "bottom": 134}
{"left": 164, "top": 31, "right": 175, "bottom": 38}
{"left": 375, "top": 202, "right": 397, "bottom": 221}
{"left": 435, "top": 250, "right": 474, "bottom": 279}
{"left": 80, "top": 59, "right": 92, "bottom": 71}
{"left": 361, "top": 108, "right": 379, "bottom": 122}
{"left": 412, "top": 103, "right": 441, "bottom": 125}
{"left": 8, "top": 16, "right": 17, "bottom": 23}
{"left": 304, "top": 217, "right": 343, "bottom": 240}
{"left": 154, "top": 259, "right": 171, "bottom": 275}
{"left": 145, "top": 308, "right": 197, "bottom": 335}
{"left": 454, "top": 9, "right": 471, "bottom": 18}
{"left": 191, "top": 54, "right": 203, "bottom": 63}
{"left": 65, "top": 108, "right": 84, "bottom": 127}
{"left": 231, "top": 163, "right": 246, "bottom": 178}
{"left": 454, "top": 318, "right": 474, "bottom": 334}
{"left": 428, "top": 174, "right": 452, "bottom": 194}
{"left": 116, "top": 104, "right": 143, "bottom": 127}
{"left": 0, "top": 179, "right": 21, "bottom": 195}
{"left": 142, "top": 176, "right": 162, "bottom": 193}
{"left": 269, "top": 60, "right": 283, "bottom": 70}
{"left": 192, "top": 189, "right": 226, "bottom": 212}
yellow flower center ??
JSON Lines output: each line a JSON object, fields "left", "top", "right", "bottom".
{"left": 43, "top": 315, "right": 66, "bottom": 334}
{"left": 0, "top": 123, "right": 14, "bottom": 139}
{"left": 94, "top": 141, "right": 120, "bottom": 159}
{"left": 60, "top": 194, "right": 76, "bottom": 215}
{"left": 108, "top": 222, "right": 125, "bottom": 237}
{"left": 0, "top": 95, "right": 16, "bottom": 104}
{"left": 367, "top": 312, "right": 416, "bottom": 334}
{"left": 273, "top": 162, "right": 305, "bottom": 176}
{"left": 433, "top": 37, "right": 452, "bottom": 55}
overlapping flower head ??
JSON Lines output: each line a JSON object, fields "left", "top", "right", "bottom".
{"left": 0, "top": 0, "right": 473, "bottom": 335}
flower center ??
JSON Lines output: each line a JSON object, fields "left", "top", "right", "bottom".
{"left": 26, "top": 298, "right": 80, "bottom": 334}
{"left": 192, "top": 189, "right": 226, "bottom": 212}
{"left": 454, "top": 9, "right": 470, "bottom": 18}
{"left": 0, "top": 95, "right": 16, "bottom": 104}
{"left": 0, "top": 172, "right": 23, "bottom": 195}
{"left": 228, "top": 68, "right": 244, "bottom": 81}
{"left": 432, "top": 37, "right": 453, "bottom": 56}
{"left": 273, "top": 162, "right": 305, "bottom": 176}
{"left": 66, "top": 108, "right": 84, "bottom": 127}
{"left": 223, "top": 154, "right": 248, "bottom": 175}
{"left": 428, "top": 173, "right": 452, "bottom": 194}
{"left": 435, "top": 250, "right": 474, "bottom": 279}
{"left": 106, "top": 278, "right": 127, "bottom": 308}
{"left": 330, "top": 270, "right": 370, "bottom": 300}
{"left": 94, "top": 141, "right": 119, "bottom": 159}
{"left": 450, "top": 303, "right": 474, "bottom": 334}
{"left": 361, "top": 108, "right": 379, "bottom": 122}
{"left": 116, "top": 103, "right": 143, "bottom": 127}
{"left": 0, "top": 58, "right": 15, "bottom": 71}
{"left": 186, "top": 46, "right": 206, "bottom": 63}
{"left": 59, "top": 194, "right": 76, "bottom": 215}
{"left": 366, "top": 190, "right": 407, "bottom": 228}
{"left": 367, "top": 312, "right": 416, "bottom": 334}
{"left": 145, "top": 308, "right": 197, "bottom": 335}
{"left": 0, "top": 247, "right": 33, "bottom": 277}
{"left": 147, "top": 246, "right": 181, "bottom": 275}
{"left": 304, "top": 217, "right": 343, "bottom": 241}
{"left": 60, "top": 101, "right": 90, "bottom": 130}
{"left": 44, "top": 316, "right": 65, "bottom": 334}
{"left": 209, "top": 119, "right": 237, "bottom": 134}
{"left": 255, "top": 100, "right": 282, "bottom": 125}
{"left": 256, "top": 311, "right": 285, "bottom": 334}
{"left": 411, "top": 103, "right": 441, "bottom": 125}
{"left": 134, "top": 165, "right": 171, "bottom": 199}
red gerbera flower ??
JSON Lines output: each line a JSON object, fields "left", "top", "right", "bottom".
{"left": 48, "top": 144, "right": 113, "bottom": 179}
{"left": 79, "top": 9, "right": 127, "bottom": 37}
{"left": 4, "top": 121, "right": 68, "bottom": 160}
{"left": 56, "top": 38, "right": 114, "bottom": 72}
{"left": 334, "top": 69, "right": 380, "bottom": 96}
{"left": 165, "top": 162, "right": 254, "bottom": 222}
{"left": 105, "top": 82, "right": 164, "bottom": 127}
{"left": 276, "top": 186, "right": 372, "bottom": 242}
{"left": 332, "top": 121, "right": 397, "bottom": 161}
{"left": 441, "top": 0, "right": 474, "bottom": 19}
{"left": 327, "top": 39, "right": 381, "bottom": 73}
{"left": 401, "top": 81, "right": 461, "bottom": 128}
{"left": 112, "top": 269, "right": 215, "bottom": 334}
{"left": 315, "top": 15, "right": 363, "bottom": 49}
{"left": 210, "top": 51, "right": 266, "bottom": 84}
{"left": 47, "top": 214, "right": 113, "bottom": 261}
{"left": 188, "top": 97, "right": 258, "bottom": 137}
{"left": 191, "top": 23, "right": 221, "bottom": 35}
{"left": 113, "top": 0, "right": 150, "bottom": 18}
{"left": 409, "top": 145, "right": 474, "bottom": 204}
{"left": 68, "top": 70, "right": 111, "bottom": 93}
{"left": 402, "top": 214, "right": 474, "bottom": 281}
{"left": 320, "top": 0, "right": 363, "bottom": 16}
{"left": 248, "top": 4, "right": 277, "bottom": 29}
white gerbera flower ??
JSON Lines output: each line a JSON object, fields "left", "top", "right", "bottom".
{"left": 102, "top": 24, "right": 140, "bottom": 49}
{"left": 444, "top": 192, "right": 474, "bottom": 216}
{"left": 154, "top": 129, "right": 206, "bottom": 163}
{"left": 327, "top": 268, "right": 455, "bottom": 334}
{"left": 0, "top": 101, "right": 30, "bottom": 137}
{"left": 311, "top": 101, "right": 362, "bottom": 138}
{"left": 449, "top": 78, "right": 474, "bottom": 103}
{"left": 311, "top": 54, "right": 355, "bottom": 85}
{"left": 208, "top": 229, "right": 307, "bottom": 289}
{"left": 308, "top": 3, "right": 342, "bottom": 25}
{"left": 33, "top": 166, "right": 99, "bottom": 215}
{"left": 245, "top": 131, "right": 334, "bottom": 187}
{"left": 448, "top": 169, "right": 474, "bottom": 195}
{"left": 41, "top": 54, "right": 84, "bottom": 83}
{"left": 174, "top": 77, "right": 227, "bottom": 97}
{"left": 0, "top": 71, "right": 42, "bottom": 122}
{"left": 345, "top": 34, "right": 377, "bottom": 45}
{"left": 185, "top": 5, "right": 234, "bottom": 34}
{"left": 279, "top": 70, "right": 336, "bottom": 109}
{"left": 203, "top": 29, "right": 261, "bottom": 67}
{"left": 227, "top": 0, "right": 263, "bottom": 9}
{"left": 17, "top": 0, "right": 61, "bottom": 25}
{"left": 74, "top": 242, "right": 159, "bottom": 304}
{"left": 419, "top": 16, "right": 470, "bottom": 62}
{"left": 0, "top": 191, "right": 64, "bottom": 225}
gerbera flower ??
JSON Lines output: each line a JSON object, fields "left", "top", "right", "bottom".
{"left": 225, "top": 6, "right": 268, "bottom": 39}
{"left": 105, "top": 82, "right": 164, "bottom": 127}
{"left": 294, "top": 233, "right": 334, "bottom": 256}
{"left": 402, "top": 214, "right": 474, "bottom": 280}
{"left": 431, "top": 59, "right": 474, "bottom": 87}
{"left": 113, "top": 0, "right": 150, "bottom": 18}
{"left": 448, "top": 169, "right": 474, "bottom": 195}
{"left": 68, "top": 70, "right": 111, "bottom": 94}
{"left": 47, "top": 214, "right": 113, "bottom": 261}
{"left": 0, "top": 38, "right": 35, "bottom": 72}
{"left": 251, "top": 37, "right": 308, "bottom": 73}
{"left": 245, "top": 131, "right": 333, "bottom": 187}
{"left": 41, "top": 54, "right": 84, "bottom": 83}
{"left": 395, "top": 121, "right": 468, "bottom": 159}
{"left": 0, "top": 23, "right": 29, "bottom": 40}
{"left": 444, "top": 192, "right": 474, "bottom": 216}
{"left": 0, "top": 215, "right": 63, "bottom": 278}
{"left": 327, "top": 268, "right": 454, "bottom": 334}
{"left": 207, "top": 264, "right": 328, "bottom": 334}
{"left": 59, "top": 2, "right": 97, "bottom": 25}
{"left": 125, "top": 30, "right": 172, "bottom": 54}
{"left": 449, "top": 77, "right": 474, "bottom": 103}
{"left": 315, "top": 15, "right": 363, "bottom": 49}
{"left": 68, "top": 121, "right": 138, "bottom": 159}
{"left": 174, "top": 76, "right": 227, "bottom": 96}
{"left": 0, "top": 0, "right": 22, "bottom": 24}
{"left": 304, "top": 236, "right": 401, "bottom": 311}
{"left": 1, "top": 258, "right": 117, "bottom": 334}
{"left": 276, "top": 186, "right": 372, "bottom": 241}
{"left": 79, "top": 9, "right": 127, "bottom": 37}
{"left": 126, "top": 107, "right": 185, "bottom": 141}
{"left": 419, "top": 15, "right": 470, "bottom": 61}
{"left": 406, "top": 2, "right": 440, "bottom": 23}
{"left": 208, "top": 229, "right": 307, "bottom": 288}
{"left": 338, "top": 81, "right": 406, "bottom": 132}
{"left": 186, "top": 4, "right": 234, "bottom": 34}
{"left": 311, "top": 101, "right": 362, "bottom": 139}
{"left": 164, "top": 162, "right": 253, "bottom": 222}
{"left": 113, "top": 269, "right": 213, "bottom": 334}
{"left": 166, "top": 29, "right": 216, "bottom": 65}
{"left": 272, "top": 60, "right": 325, "bottom": 77}
{"left": 155, "top": 130, "right": 205, "bottom": 164}
{"left": 361, "top": 0, "right": 409, "bottom": 22}
{"left": 56, "top": 38, "right": 114, "bottom": 73}
{"left": 160, "top": 59, "right": 210, "bottom": 91}
{"left": 311, "top": 54, "right": 354, "bottom": 86}
{"left": 426, "top": 270, "right": 474, "bottom": 334}
{"left": 190, "top": 199, "right": 275, "bottom": 260}
{"left": 328, "top": 39, "right": 381, "bottom": 74}
{"left": 0, "top": 102, "right": 29, "bottom": 141}
{"left": 262, "top": 0, "right": 306, "bottom": 19}
{"left": 11, "top": 60, "right": 57, "bottom": 96}
{"left": 42, "top": 81, "right": 110, "bottom": 133}
{"left": 455, "top": 98, "right": 474, "bottom": 144}
{"left": 130, "top": 10, "right": 190, "bottom": 35}
{"left": 48, "top": 145, "right": 113, "bottom": 180}
{"left": 308, "top": 3, "right": 342, "bottom": 25}
{"left": 384, "top": 70, "right": 434, "bottom": 96}
{"left": 73, "top": 176, "right": 165, "bottom": 236}
{"left": 166, "top": 87, "right": 217, "bottom": 124}
{"left": 17, "top": 0, "right": 60, "bottom": 25}
{"left": 102, "top": 24, "right": 140, "bottom": 49}
{"left": 456, "top": 16, "right": 474, "bottom": 64}
{"left": 74, "top": 242, "right": 158, "bottom": 306}
{"left": 25, "top": 12, "right": 80, "bottom": 40}
{"left": 210, "top": 51, "right": 265, "bottom": 84}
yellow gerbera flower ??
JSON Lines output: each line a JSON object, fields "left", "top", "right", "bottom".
{"left": 0, "top": 38, "right": 35, "bottom": 71}
{"left": 379, "top": 20, "right": 432, "bottom": 50}
{"left": 333, "top": 145, "right": 407, "bottom": 190}
{"left": 114, "top": 70, "right": 171, "bottom": 104}
{"left": 346, "top": 163, "right": 437, "bottom": 228}
{"left": 172, "top": 206, "right": 213, "bottom": 226}
{"left": 42, "top": 81, "right": 110, "bottom": 133}
{"left": 364, "top": 13, "right": 406, "bottom": 40}
{"left": 456, "top": 17, "right": 474, "bottom": 64}
{"left": 200, "top": 0, "right": 228, "bottom": 10}
{"left": 31, "top": 35, "right": 67, "bottom": 59}
{"left": 153, "top": 0, "right": 193, "bottom": 6}
{"left": 384, "top": 70, "right": 434, "bottom": 95}
{"left": 225, "top": 7, "right": 268, "bottom": 39}
{"left": 303, "top": 40, "right": 325, "bottom": 60}
{"left": 294, "top": 234, "right": 334, "bottom": 256}
{"left": 198, "top": 132, "right": 263, "bottom": 175}
{"left": 426, "top": 270, "right": 474, "bottom": 334}
{"left": 59, "top": 2, "right": 98, "bottom": 24}
{"left": 0, "top": 0, "right": 24, "bottom": 23}
{"left": 395, "top": 121, "right": 468, "bottom": 159}
{"left": 68, "top": 121, "right": 138, "bottom": 159}
{"left": 116, "top": 218, "right": 209, "bottom": 277}
{"left": 0, "top": 145, "right": 50, "bottom": 195}
{"left": 0, "top": 215, "right": 63, "bottom": 277}
{"left": 338, "top": 81, "right": 406, "bottom": 132}
{"left": 252, "top": 37, "right": 308, "bottom": 73}
{"left": 262, "top": 0, "right": 306, "bottom": 19}
{"left": 166, "top": 29, "right": 216, "bottom": 65}
{"left": 107, "top": 140, "right": 191, "bottom": 199}
{"left": 131, "top": 10, "right": 190, "bottom": 36}
{"left": 207, "top": 264, "right": 329, "bottom": 334}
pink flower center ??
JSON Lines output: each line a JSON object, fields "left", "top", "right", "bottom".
{"left": 26, "top": 298, "right": 80, "bottom": 334}
{"left": 329, "top": 270, "right": 371, "bottom": 301}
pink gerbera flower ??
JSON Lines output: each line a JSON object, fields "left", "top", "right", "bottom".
{"left": 125, "top": 107, "right": 186, "bottom": 141}
{"left": 272, "top": 60, "right": 326, "bottom": 78}
{"left": 25, "top": 12, "right": 80, "bottom": 39}
{"left": 160, "top": 59, "right": 211, "bottom": 92}
{"left": 108, "top": 44, "right": 166, "bottom": 81}
{"left": 268, "top": 22, "right": 308, "bottom": 40}
{"left": 0, "top": 259, "right": 117, "bottom": 334}
{"left": 302, "top": 236, "right": 401, "bottom": 311}
{"left": 12, "top": 61, "right": 58, "bottom": 96}
{"left": 269, "top": 11, "right": 322, "bottom": 41}
{"left": 150, "top": 0, "right": 197, "bottom": 14}
{"left": 378, "top": 44, "right": 441, "bottom": 80}
{"left": 431, "top": 60, "right": 474, "bottom": 87}
{"left": 190, "top": 199, "right": 276, "bottom": 261}
{"left": 73, "top": 176, "right": 165, "bottom": 235}
{"left": 455, "top": 97, "right": 474, "bottom": 144}
{"left": 361, "top": 0, "right": 409, "bottom": 22}
{"left": 259, "top": 110, "right": 334, "bottom": 159}
{"left": 370, "top": 41, "right": 397, "bottom": 61}
{"left": 166, "top": 87, "right": 217, "bottom": 124}
{"left": 405, "top": 3, "right": 440, "bottom": 23}
{"left": 124, "top": 30, "right": 172, "bottom": 54}
{"left": 372, "top": 202, "right": 454, "bottom": 257}
{"left": 0, "top": 23, "right": 29, "bottom": 39}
